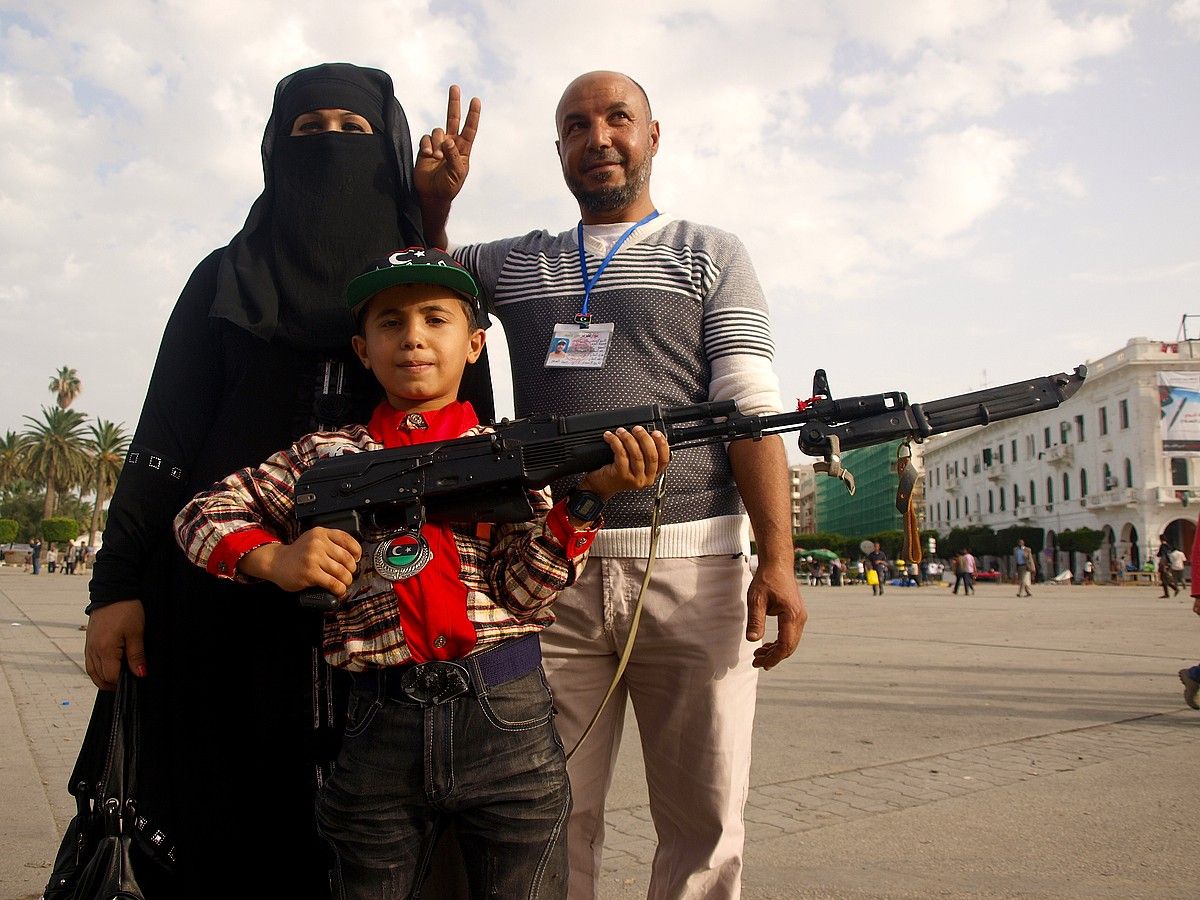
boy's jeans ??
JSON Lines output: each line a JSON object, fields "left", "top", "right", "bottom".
{"left": 316, "top": 660, "right": 570, "bottom": 900}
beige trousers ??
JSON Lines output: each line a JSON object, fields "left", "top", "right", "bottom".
{"left": 1019, "top": 570, "right": 1033, "bottom": 595}
{"left": 541, "top": 555, "right": 759, "bottom": 900}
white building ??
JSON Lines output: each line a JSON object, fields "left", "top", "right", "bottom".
{"left": 789, "top": 464, "right": 816, "bottom": 534}
{"left": 921, "top": 337, "right": 1198, "bottom": 579}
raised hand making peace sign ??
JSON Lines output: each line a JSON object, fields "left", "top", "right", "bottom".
{"left": 415, "top": 85, "right": 481, "bottom": 246}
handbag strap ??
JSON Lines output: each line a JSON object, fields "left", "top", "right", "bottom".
{"left": 96, "top": 669, "right": 139, "bottom": 830}
{"left": 68, "top": 687, "right": 116, "bottom": 799}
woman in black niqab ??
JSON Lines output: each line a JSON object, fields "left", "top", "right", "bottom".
{"left": 80, "top": 63, "right": 490, "bottom": 900}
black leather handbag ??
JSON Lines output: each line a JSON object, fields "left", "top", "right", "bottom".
{"left": 43, "top": 670, "right": 172, "bottom": 900}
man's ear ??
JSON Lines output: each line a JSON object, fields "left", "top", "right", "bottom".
{"left": 351, "top": 334, "right": 371, "bottom": 370}
{"left": 648, "top": 120, "right": 660, "bottom": 157}
{"left": 466, "top": 328, "right": 486, "bottom": 364}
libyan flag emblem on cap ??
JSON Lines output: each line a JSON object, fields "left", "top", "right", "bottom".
{"left": 373, "top": 530, "right": 434, "bottom": 581}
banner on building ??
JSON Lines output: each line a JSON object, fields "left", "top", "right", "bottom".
{"left": 1159, "top": 371, "right": 1200, "bottom": 455}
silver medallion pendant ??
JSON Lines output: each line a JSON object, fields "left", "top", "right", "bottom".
{"left": 373, "top": 530, "right": 434, "bottom": 581}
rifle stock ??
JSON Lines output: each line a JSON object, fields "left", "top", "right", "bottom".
{"left": 294, "top": 365, "right": 1087, "bottom": 610}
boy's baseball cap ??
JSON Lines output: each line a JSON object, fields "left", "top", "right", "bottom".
{"left": 346, "top": 247, "right": 481, "bottom": 319}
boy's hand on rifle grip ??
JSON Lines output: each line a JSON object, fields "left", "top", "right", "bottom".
{"left": 579, "top": 427, "right": 670, "bottom": 501}
{"left": 240, "top": 528, "right": 362, "bottom": 596}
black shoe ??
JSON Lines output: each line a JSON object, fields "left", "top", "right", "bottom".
{"left": 1180, "top": 669, "right": 1200, "bottom": 710}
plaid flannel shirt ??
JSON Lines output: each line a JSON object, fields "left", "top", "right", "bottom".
{"left": 174, "top": 423, "right": 595, "bottom": 671}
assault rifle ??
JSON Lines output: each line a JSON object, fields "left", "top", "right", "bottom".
{"left": 294, "top": 365, "right": 1087, "bottom": 609}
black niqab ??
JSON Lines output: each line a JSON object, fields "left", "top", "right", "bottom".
{"left": 211, "top": 63, "right": 425, "bottom": 350}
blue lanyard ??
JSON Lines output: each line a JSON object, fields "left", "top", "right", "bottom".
{"left": 575, "top": 210, "right": 659, "bottom": 326}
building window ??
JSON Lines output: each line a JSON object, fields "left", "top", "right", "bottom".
{"left": 1124, "top": 458, "right": 1133, "bottom": 488}
{"left": 1080, "top": 468, "right": 1088, "bottom": 496}
{"left": 988, "top": 490, "right": 994, "bottom": 513}
{"left": 1026, "top": 435, "right": 1035, "bottom": 457}
{"left": 1046, "top": 476, "right": 1054, "bottom": 505}
{"left": 1118, "top": 399, "right": 1129, "bottom": 429}
{"left": 1013, "top": 483, "right": 1020, "bottom": 509}
{"left": 973, "top": 455, "right": 981, "bottom": 474}
{"left": 999, "top": 488, "right": 1006, "bottom": 511}
{"left": 1075, "top": 414, "right": 1085, "bottom": 442}
{"left": 1099, "top": 406, "right": 1108, "bottom": 435}
{"left": 1171, "top": 458, "right": 1189, "bottom": 486}
{"left": 955, "top": 498, "right": 960, "bottom": 518}
{"left": 998, "top": 445, "right": 1005, "bottom": 464}
{"left": 1029, "top": 480, "right": 1036, "bottom": 505}
{"left": 1011, "top": 439, "right": 1017, "bottom": 462}
{"left": 946, "top": 500, "right": 951, "bottom": 521}
{"left": 1062, "top": 471, "right": 1070, "bottom": 501}
{"left": 1059, "top": 421, "right": 1071, "bottom": 444}
{"left": 1103, "top": 462, "right": 1115, "bottom": 490}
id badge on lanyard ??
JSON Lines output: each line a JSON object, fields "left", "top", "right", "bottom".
{"left": 545, "top": 210, "right": 659, "bottom": 369}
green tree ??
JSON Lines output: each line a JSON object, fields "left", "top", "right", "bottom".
{"left": 0, "top": 519, "right": 17, "bottom": 545}
{"left": 48, "top": 366, "right": 83, "bottom": 409}
{"left": 0, "top": 431, "right": 27, "bottom": 491}
{"left": 0, "top": 480, "right": 45, "bottom": 542}
{"left": 1058, "top": 528, "right": 1104, "bottom": 555}
{"left": 42, "top": 516, "right": 82, "bottom": 544}
{"left": 85, "top": 420, "right": 130, "bottom": 547}
{"left": 22, "top": 406, "right": 91, "bottom": 520}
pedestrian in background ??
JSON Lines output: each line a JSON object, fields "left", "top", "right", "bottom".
{"left": 962, "top": 547, "right": 977, "bottom": 594}
{"left": 1014, "top": 539, "right": 1034, "bottom": 597}
{"left": 1168, "top": 545, "right": 1185, "bottom": 597}
{"left": 1178, "top": 521, "right": 1200, "bottom": 710}
{"left": 868, "top": 542, "right": 889, "bottom": 596}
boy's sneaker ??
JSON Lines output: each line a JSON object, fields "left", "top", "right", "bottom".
{"left": 1180, "top": 669, "right": 1200, "bottom": 710}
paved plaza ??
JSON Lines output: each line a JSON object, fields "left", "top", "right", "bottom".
{"left": 1, "top": 567, "right": 1197, "bottom": 899}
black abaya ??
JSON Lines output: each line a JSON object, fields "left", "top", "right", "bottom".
{"left": 84, "top": 64, "right": 492, "bottom": 899}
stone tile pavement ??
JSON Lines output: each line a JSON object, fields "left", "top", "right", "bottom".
{"left": 2, "top": 567, "right": 1198, "bottom": 899}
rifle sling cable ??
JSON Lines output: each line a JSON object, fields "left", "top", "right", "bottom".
{"left": 566, "top": 469, "right": 667, "bottom": 762}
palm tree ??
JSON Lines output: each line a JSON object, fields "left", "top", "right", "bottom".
{"left": 0, "top": 431, "right": 26, "bottom": 491}
{"left": 22, "top": 406, "right": 91, "bottom": 520}
{"left": 48, "top": 366, "right": 83, "bottom": 409}
{"left": 86, "top": 420, "right": 131, "bottom": 547}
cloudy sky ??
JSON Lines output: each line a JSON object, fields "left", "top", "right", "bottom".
{"left": 1, "top": 1, "right": 1196, "bottom": 463}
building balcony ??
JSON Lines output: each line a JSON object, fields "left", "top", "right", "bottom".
{"left": 1157, "top": 486, "right": 1200, "bottom": 504}
{"left": 1039, "top": 444, "right": 1074, "bottom": 466}
{"left": 1086, "top": 488, "right": 1137, "bottom": 509}
{"left": 944, "top": 480, "right": 961, "bottom": 493}
{"left": 985, "top": 464, "right": 1008, "bottom": 482}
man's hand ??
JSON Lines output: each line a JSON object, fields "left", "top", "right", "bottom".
{"left": 85, "top": 598, "right": 146, "bottom": 690}
{"left": 415, "top": 85, "right": 481, "bottom": 205}
{"left": 727, "top": 435, "right": 807, "bottom": 670}
{"left": 578, "top": 427, "right": 670, "bottom": 501}
{"left": 238, "top": 528, "right": 362, "bottom": 596}
{"left": 747, "top": 560, "right": 807, "bottom": 670}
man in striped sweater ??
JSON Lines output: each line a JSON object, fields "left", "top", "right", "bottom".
{"left": 418, "top": 71, "right": 808, "bottom": 899}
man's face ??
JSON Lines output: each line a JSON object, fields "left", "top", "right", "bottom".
{"left": 351, "top": 284, "right": 484, "bottom": 412}
{"left": 555, "top": 72, "right": 659, "bottom": 219}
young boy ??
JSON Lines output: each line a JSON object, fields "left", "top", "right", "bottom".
{"left": 174, "top": 248, "right": 668, "bottom": 899}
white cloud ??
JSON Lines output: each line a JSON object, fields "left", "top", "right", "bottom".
{"left": 829, "top": 1, "right": 1132, "bottom": 146}
{"left": 1170, "top": 0, "right": 1200, "bottom": 40}
{"left": 0, "top": 0, "right": 1191, "bottom": 437}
